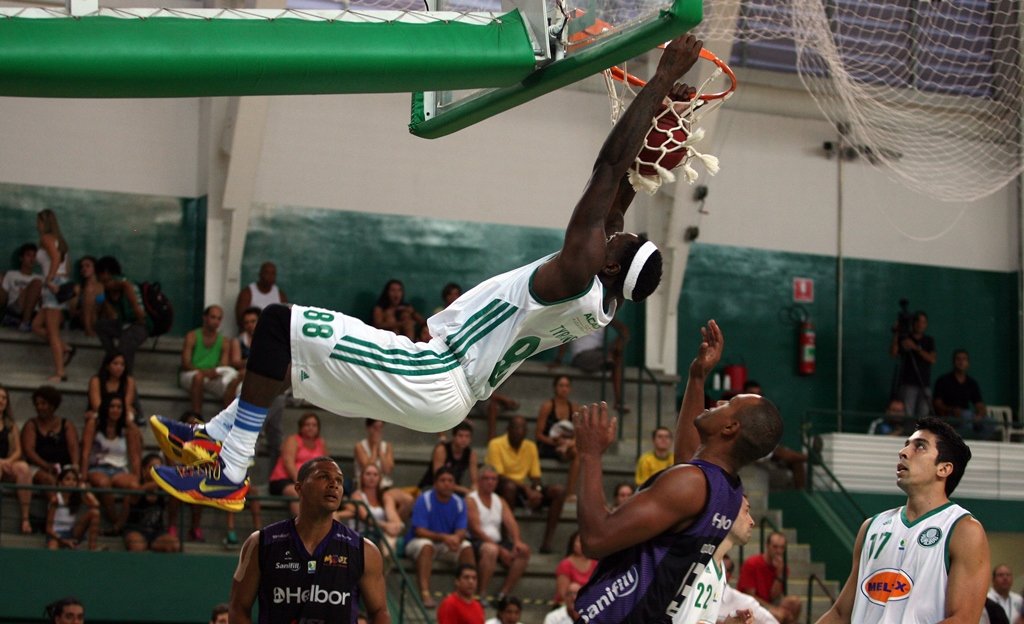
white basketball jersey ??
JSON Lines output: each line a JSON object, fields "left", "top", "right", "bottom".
{"left": 850, "top": 502, "right": 972, "bottom": 624}
{"left": 427, "top": 253, "right": 616, "bottom": 400}
{"left": 670, "top": 557, "right": 726, "bottom": 624}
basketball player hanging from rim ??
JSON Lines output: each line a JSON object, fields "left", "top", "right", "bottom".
{"left": 815, "top": 417, "right": 989, "bottom": 624}
{"left": 148, "top": 34, "right": 706, "bottom": 510}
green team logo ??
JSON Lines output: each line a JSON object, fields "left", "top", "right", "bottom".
{"left": 917, "top": 527, "right": 942, "bottom": 547}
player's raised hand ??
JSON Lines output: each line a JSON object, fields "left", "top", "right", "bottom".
{"left": 689, "top": 319, "right": 724, "bottom": 378}
{"left": 573, "top": 402, "right": 617, "bottom": 457}
{"left": 656, "top": 34, "right": 703, "bottom": 83}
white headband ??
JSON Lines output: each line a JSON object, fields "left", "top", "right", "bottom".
{"left": 622, "top": 240, "right": 659, "bottom": 301}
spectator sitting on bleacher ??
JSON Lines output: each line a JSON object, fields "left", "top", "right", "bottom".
{"left": 988, "top": 564, "right": 1022, "bottom": 623}
{"left": 437, "top": 564, "right": 485, "bottom": 624}
{"left": 123, "top": 453, "right": 180, "bottom": 553}
{"left": 179, "top": 305, "right": 238, "bottom": 418}
{"left": 234, "top": 261, "right": 287, "bottom": 327}
{"left": 68, "top": 256, "right": 104, "bottom": 337}
{"left": 43, "top": 596, "right": 85, "bottom": 624}
{"left": 868, "top": 398, "right": 908, "bottom": 436}
{"left": 87, "top": 351, "right": 140, "bottom": 425}
{"left": 550, "top": 315, "right": 630, "bottom": 413}
{"left": 0, "top": 383, "right": 33, "bottom": 534}
{"left": 535, "top": 375, "right": 580, "bottom": 498}
{"left": 542, "top": 582, "right": 581, "bottom": 624}
{"left": 350, "top": 463, "right": 404, "bottom": 551}
{"left": 554, "top": 531, "right": 597, "bottom": 605}
{"left": 22, "top": 385, "right": 79, "bottom": 487}
{"left": 95, "top": 256, "right": 149, "bottom": 376}
{"left": 485, "top": 595, "right": 523, "bottom": 624}
{"left": 80, "top": 396, "right": 141, "bottom": 532}
{"left": 406, "top": 467, "right": 475, "bottom": 609}
{"left": 634, "top": 426, "right": 673, "bottom": 486}
{"left": 609, "top": 481, "right": 635, "bottom": 511}
{"left": 223, "top": 305, "right": 260, "bottom": 405}
{"left": 466, "top": 464, "right": 531, "bottom": 604}
{"left": 45, "top": 465, "right": 101, "bottom": 551}
{"left": 268, "top": 412, "right": 328, "bottom": 517}
{"left": 372, "top": 278, "right": 424, "bottom": 340}
{"left": 487, "top": 416, "right": 565, "bottom": 554}
{"left": 737, "top": 531, "right": 802, "bottom": 624}
{"left": 434, "top": 282, "right": 462, "bottom": 315}
{"left": 208, "top": 604, "right": 229, "bottom": 624}
{"left": 934, "top": 349, "right": 996, "bottom": 440}
{"left": 419, "top": 421, "right": 480, "bottom": 497}
{"left": 355, "top": 418, "right": 414, "bottom": 520}
{"left": 1, "top": 242, "right": 42, "bottom": 332}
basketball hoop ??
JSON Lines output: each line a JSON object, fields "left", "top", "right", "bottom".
{"left": 603, "top": 46, "right": 737, "bottom": 195}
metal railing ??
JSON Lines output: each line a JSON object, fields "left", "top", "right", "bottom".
{"left": 0, "top": 482, "right": 433, "bottom": 624}
{"left": 805, "top": 574, "right": 836, "bottom": 624}
{"left": 801, "top": 411, "right": 870, "bottom": 537}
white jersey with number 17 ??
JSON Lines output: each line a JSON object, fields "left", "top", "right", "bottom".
{"left": 427, "top": 253, "right": 616, "bottom": 401}
{"left": 850, "top": 502, "right": 971, "bottom": 624}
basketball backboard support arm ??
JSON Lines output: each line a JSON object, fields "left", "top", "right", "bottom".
{"left": 409, "top": 0, "right": 702, "bottom": 139}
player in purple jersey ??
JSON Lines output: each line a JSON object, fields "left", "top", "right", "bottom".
{"left": 572, "top": 320, "right": 783, "bottom": 624}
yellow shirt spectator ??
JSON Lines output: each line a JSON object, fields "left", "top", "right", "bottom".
{"left": 486, "top": 434, "right": 541, "bottom": 484}
{"left": 635, "top": 451, "right": 674, "bottom": 485}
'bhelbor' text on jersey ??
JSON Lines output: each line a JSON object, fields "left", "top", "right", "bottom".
{"left": 427, "top": 253, "right": 616, "bottom": 401}
{"left": 258, "top": 519, "right": 364, "bottom": 624}
{"left": 574, "top": 460, "right": 744, "bottom": 624}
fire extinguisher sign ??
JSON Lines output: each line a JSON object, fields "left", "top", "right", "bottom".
{"left": 793, "top": 277, "right": 814, "bottom": 303}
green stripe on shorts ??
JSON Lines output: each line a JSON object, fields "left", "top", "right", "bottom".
{"left": 329, "top": 352, "right": 461, "bottom": 376}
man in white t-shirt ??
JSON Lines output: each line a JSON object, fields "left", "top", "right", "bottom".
{"left": 988, "top": 564, "right": 1023, "bottom": 622}
{"left": 543, "top": 582, "right": 581, "bottom": 624}
{"left": 466, "top": 464, "right": 531, "bottom": 602}
{"left": 1, "top": 243, "right": 42, "bottom": 331}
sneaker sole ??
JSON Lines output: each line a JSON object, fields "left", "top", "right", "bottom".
{"left": 149, "top": 415, "right": 185, "bottom": 464}
{"left": 149, "top": 466, "right": 246, "bottom": 513}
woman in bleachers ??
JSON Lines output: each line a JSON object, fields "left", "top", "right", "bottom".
{"left": 268, "top": 412, "right": 329, "bottom": 516}
{"left": 371, "top": 278, "right": 423, "bottom": 340}
{"left": 0, "top": 383, "right": 33, "bottom": 534}
{"left": 86, "top": 351, "right": 140, "bottom": 425}
{"left": 123, "top": 453, "right": 180, "bottom": 553}
{"left": 80, "top": 396, "right": 141, "bottom": 531}
{"left": 347, "top": 463, "right": 403, "bottom": 552}
{"left": 554, "top": 531, "right": 597, "bottom": 605}
{"left": 535, "top": 375, "right": 581, "bottom": 498}
{"left": 68, "top": 255, "right": 104, "bottom": 337}
{"left": 21, "top": 385, "right": 79, "bottom": 487}
{"left": 45, "top": 465, "right": 101, "bottom": 551}
{"left": 31, "top": 209, "right": 75, "bottom": 382}
{"left": 354, "top": 418, "right": 414, "bottom": 520}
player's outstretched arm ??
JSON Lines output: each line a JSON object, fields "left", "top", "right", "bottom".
{"left": 533, "top": 35, "right": 702, "bottom": 302}
{"left": 575, "top": 402, "right": 707, "bottom": 558}
{"left": 939, "top": 517, "right": 989, "bottom": 624}
{"left": 674, "top": 320, "right": 723, "bottom": 461}
{"left": 229, "top": 531, "right": 261, "bottom": 624}
{"left": 361, "top": 538, "right": 392, "bottom": 624}
{"left": 814, "top": 520, "right": 869, "bottom": 624}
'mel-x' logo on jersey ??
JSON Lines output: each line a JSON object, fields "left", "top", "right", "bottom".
{"left": 711, "top": 513, "right": 733, "bottom": 531}
{"left": 861, "top": 568, "right": 913, "bottom": 606}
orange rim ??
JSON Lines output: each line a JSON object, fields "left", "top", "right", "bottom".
{"left": 610, "top": 47, "right": 737, "bottom": 101}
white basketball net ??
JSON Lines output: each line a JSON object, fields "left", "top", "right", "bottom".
{"left": 604, "top": 67, "right": 727, "bottom": 195}
{"left": 692, "top": 0, "right": 1024, "bottom": 202}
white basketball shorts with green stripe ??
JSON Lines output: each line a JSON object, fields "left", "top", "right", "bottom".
{"left": 289, "top": 305, "right": 475, "bottom": 433}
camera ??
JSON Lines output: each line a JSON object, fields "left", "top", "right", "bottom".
{"left": 894, "top": 298, "right": 914, "bottom": 342}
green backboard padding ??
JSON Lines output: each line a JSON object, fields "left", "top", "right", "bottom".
{"left": 0, "top": 12, "right": 536, "bottom": 98}
{"left": 409, "top": 0, "right": 702, "bottom": 138}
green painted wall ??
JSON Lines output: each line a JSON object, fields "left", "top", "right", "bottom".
{"left": 0, "top": 548, "right": 235, "bottom": 623}
{"left": 678, "top": 243, "right": 1020, "bottom": 448}
{"left": 0, "top": 182, "right": 206, "bottom": 336}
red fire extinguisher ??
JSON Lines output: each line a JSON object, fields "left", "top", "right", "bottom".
{"left": 798, "top": 321, "right": 816, "bottom": 376}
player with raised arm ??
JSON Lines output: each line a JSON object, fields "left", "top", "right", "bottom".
{"left": 571, "top": 319, "right": 783, "bottom": 623}
{"left": 147, "top": 35, "right": 711, "bottom": 512}
{"left": 815, "top": 418, "right": 988, "bottom": 624}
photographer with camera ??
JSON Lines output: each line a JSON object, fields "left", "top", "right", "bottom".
{"left": 889, "top": 305, "right": 937, "bottom": 417}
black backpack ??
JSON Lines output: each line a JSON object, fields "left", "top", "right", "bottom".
{"left": 138, "top": 281, "right": 174, "bottom": 337}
